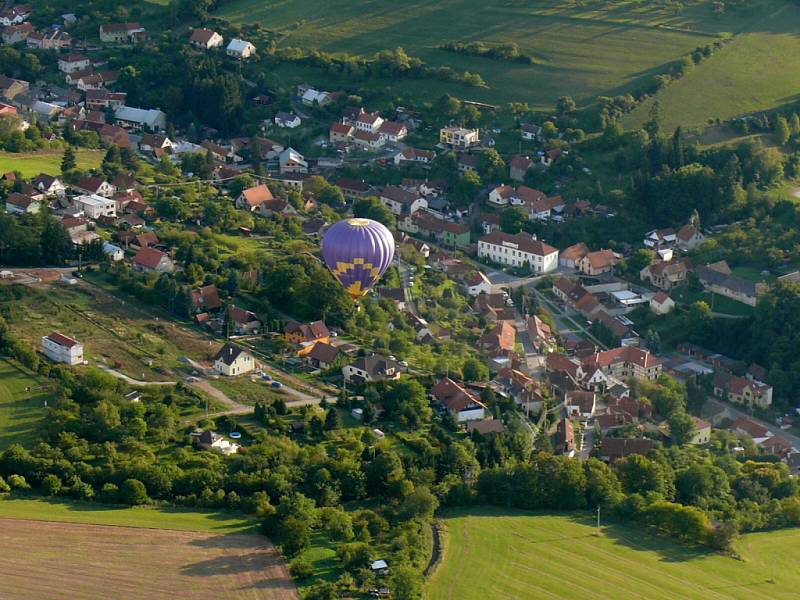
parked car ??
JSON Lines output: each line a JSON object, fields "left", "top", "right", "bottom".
{"left": 271, "top": 381, "right": 282, "bottom": 389}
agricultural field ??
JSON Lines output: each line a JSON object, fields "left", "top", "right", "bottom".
{"left": 219, "top": 0, "right": 766, "bottom": 109}
{"left": 427, "top": 507, "right": 800, "bottom": 600}
{"left": 625, "top": 2, "right": 800, "bottom": 131}
{"left": 0, "top": 150, "right": 103, "bottom": 178}
{"left": 2, "top": 282, "right": 217, "bottom": 382}
{"left": 0, "top": 499, "right": 296, "bottom": 599}
{"left": 0, "top": 359, "right": 51, "bottom": 449}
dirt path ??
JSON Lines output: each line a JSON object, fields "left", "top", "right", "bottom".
{"left": 99, "top": 365, "right": 177, "bottom": 386}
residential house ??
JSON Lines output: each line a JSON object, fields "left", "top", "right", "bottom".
{"left": 197, "top": 430, "right": 239, "bottom": 455}
{"left": 643, "top": 228, "right": 676, "bottom": 250}
{"left": 228, "top": 305, "right": 261, "bottom": 335}
{"left": 278, "top": 147, "right": 308, "bottom": 173}
{"left": 102, "top": 242, "right": 124, "bottom": 262}
{"left": 30, "top": 174, "right": 66, "bottom": 197}
{"left": 477, "top": 231, "right": 559, "bottom": 273}
{"left": 342, "top": 353, "right": 402, "bottom": 383}
{"left": 581, "top": 346, "right": 662, "bottom": 384}
{"left": 274, "top": 111, "right": 301, "bottom": 128}
{"left": 690, "top": 416, "right": 712, "bottom": 445}
{"left": 2, "top": 22, "right": 33, "bottom": 44}
{"left": 576, "top": 249, "right": 617, "bottom": 276}
{"left": 713, "top": 372, "right": 773, "bottom": 409}
{"left": 99, "top": 23, "right": 146, "bottom": 44}
{"left": 138, "top": 133, "right": 173, "bottom": 155}
{"left": 285, "top": 320, "right": 330, "bottom": 345}
{"left": 509, "top": 154, "right": 534, "bottom": 182}
{"left": 439, "top": 126, "right": 479, "bottom": 149}
{"left": 235, "top": 184, "right": 274, "bottom": 212}
{"left": 73, "top": 194, "right": 117, "bottom": 219}
{"left": 555, "top": 418, "right": 576, "bottom": 456}
{"left": 5, "top": 192, "right": 39, "bottom": 215}
{"left": 213, "top": 343, "right": 255, "bottom": 376}
{"left": 380, "top": 185, "right": 427, "bottom": 216}
{"left": 335, "top": 178, "right": 371, "bottom": 199}
{"left": 42, "top": 331, "right": 83, "bottom": 365}
{"left": 695, "top": 263, "right": 766, "bottom": 307}
{"left": 355, "top": 111, "right": 384, "bottom": 133}
{"left": 75, "top": 176, "right": 116, "bottom": 198}
{"left": 599, "top": 437, "right": 655, "bottom": 462}
{"left": 676, "top": 224, "right": 705, "bottom": 251}
{"left": 467, "top": 271, "right": 493, "bottom": 296}
{"left": 430, "top": 377, "right": 487, "bottom": 422}
{"left": 566, "top": 390, "right": 596, "bottom": 419}
{"left": 226, "top": 38, "right": 255, "bottom": 59}
{"left": 191, "top": 284, "right": 222, "bottom": 313}
{"left": 559, "top": 243, "right": 588, "bottom": 269}
{"left": 732, "top": 416, "right": 773, "bottom": 441}
{"left": 306, "top": 342, "right": 342, "bottom": 370}
{"left": 640, "top": 259, "right": 689, "bottom": 291}
{"left": 378, "top": 120, "right": 407, "bottom": 143}
{"left": 394, "top": 147, "right": 435, "bottom": 165}
{"left": 487, "top": 185, "right": 514, "bottom": 207}
{"left": 58, "top": 54, "right": 90, "bottom": 74}
{"left": 132, "top": 247, "right": 174, "bottom": 273}
{"left": 378, "top": 288, "right": 407, "bottom": 311}
{"left": 467, "top": 419, "right": 505, "bottom": 435}
{"left": 190, "top": 28, "right": 223, "bottom": 50}
{"left": 353, "top": 129, "right": 385, "bottom": 151}
{"left": 300, "top": 87, "right": 331, "bottom": 107}
{"left": 201, "top": 140, "right": 241, "bottom": 164}
{"left": 0, "top": 74, "right": 28, "bottom": 100}
{"left": 520, "top": 123, "right": 542, "bottom": 141}
{"left": 330, "top": 122, "right": 354, "bottom": 144}
{"left": 473, "top": 293, "right": 516, "bottom": 322}
{"left": 457, "top": 153, "right": 478, "bottom": 175}
{"left": 0, "top": 4, "right": 31, "bottom": 26}
{"left": 478, "top": 320, "right": 516, "bottom": 358}
{"left": 650, "top": 291, "right": 675, "bottom": 315}
{"left": 528, "top": 315, "right": 556, "bottom": 353}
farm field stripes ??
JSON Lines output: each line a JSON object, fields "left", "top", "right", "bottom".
{"left": 426, "top": 508, "right": 800, "bottom": 600}
{"left": 0, "top": 517, "right": 298, "bottom": 599}
{"left": 0, "top": 359, "right": 50, "bottom": 449}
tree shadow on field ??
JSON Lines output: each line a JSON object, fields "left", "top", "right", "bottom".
{"left": 188, "top": 533, "right": 267, "bottom": 550}
{"left": 180, "top": 551, "right": 268, "bottom": 577}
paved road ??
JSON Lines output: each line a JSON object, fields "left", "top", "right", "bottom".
{"left": 529, "top": 287, "right": 608, "bottom": 350}
{"left": 706, "top": 397, "right": 800, "bottom": 448}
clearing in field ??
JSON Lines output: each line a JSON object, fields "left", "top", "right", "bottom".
{"left": 0, "top": 518, "right": 298, "bottom": 600}
{"left": 426, "top": 507, "right": 800, "bottom": 600}
{"left": 0, "top": 359, "right": 50, "bottom": 449}
{"left": 219, "top": 0, "right": 738, "bottom": 108}
{"left": 0, "top": 150, "right": 102, "bottom": 178}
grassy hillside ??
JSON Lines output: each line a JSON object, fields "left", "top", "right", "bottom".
{"left": 0, "top": 150, "right": 103, "bottom": 178}
{"left": 219, "top": 0, "right": 745, "bottom": 108}
{"left": 625, "top": 2, "right": 800, "bottom": 131}
{"left": 0, "top": 359, "right": 50, "bottom": 449}
{"left": 426, "top": 507, "right": 800, "bottom": 599}
{"left": 0, "top": 497, "right": 256, "bottom": 533}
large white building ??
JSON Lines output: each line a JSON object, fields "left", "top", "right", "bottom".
{"left": 478, "top": 231, "right": 559, "bottom": 273}
{"left": 42, "top": 331, "right": 84, "bottom": 365}
{"left": 213, "top": 343, "right": 255, "bottom": 376}
{"left": 73, "top": 194, "right": 116, "bottom": 219}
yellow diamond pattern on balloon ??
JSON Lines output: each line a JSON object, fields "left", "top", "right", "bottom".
{"left": 333, "top": 260, "right": 380, "bottom": 277}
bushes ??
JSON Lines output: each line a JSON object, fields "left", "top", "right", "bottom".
{"left": 439, "top": 41, "right": 536, "bottom": 64}
{"left": 289, "top": 557, "right": 314, "bottom": 579}
{"left": 119, "top": 479, "right": 148, "bottom": 506}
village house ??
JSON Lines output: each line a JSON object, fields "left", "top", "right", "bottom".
{"left": 285, "top": 320, "right": 330, "bottom": 345}
{"left": 528, "top": 315, "right": 556, "bottom": 353}
{"left": 676, "top": 224, "right": 705, "bottom": 251}
{"left": 102, "top": 242, "right": 124, "bottom": 262}
{"left": 228, "top": 305, "right": 262, "bottom": 335}
{"left": 0, "top": 4, "right": 31, "bottom": 27}
{"left": 713, "top": 372, "right": 773, "bottom": 409}
{"left": 114, "top": 106, "right": 166, "bottom": 131}
{"left": 213, "top": 342, "right": 255, "bottom": 376}
{"left": 732, "top": 416, "right": 773, "bottom": 442}
{"left": 5, "top": 192, "right": 39, "bottom": 215}
{"left": 378, "top": 120, "right": 408, "bottom": 143}
{"left": 353, "top": 129, "right": 385, "bottom": 151}
{"left": 509, "top": 154, "right": 534, "bottom": 182}
{"left": 559, "top": 243, "right": 588, "bottom": 269}
{"left": 566, "top": 390, "right": 596, "bottom": 419}
{"left": 342, "top": 354, "right": 402, "bottom": 383}
{"left": 306, "top": 342, "right": 342, "bottom": 370}
{"left": 643, "top": 228, "right": 677, "bottom": 250}
{"left": 355, "top": 111, "right": 384, "bottom": 133}
{"left": 467, "top": 271, "right": 493, "bottom": 297}
{"left": 191, "top": 284, "right": 222, "bottom": 313}
{"left": 477, "top": 231, "right": 559, "bottom": 273}
{"left": 380, "top": 185, "right": 427, "bottom": 216}
{"left": 279, "top": 147, "right": 308, "bottom": 173}
{"left": 132, "top": 247, "right": 175, "bottom": 274}
{"left": 599, "top": 437, "right": 655, "bottom": 462}
{"left": 394, "top": 147, "right": 435, "bottom": 166}
{"left": 649, "top": 291, "right": 675, "bottom": 315}
{"left": 41, "top": 331, "right": 83, "bottom": 365}
{"left": 99, "top": 22, "right": 146, "bottom": 44}
{"left": 555, "top": 418, "right": 576, "bottom": 457}
{"left": 457, "top": 153, "right": 478, "bottom": 175}
{"left": 58, "top": 54, "right": 90, "bottom": 74}
{"left": 430, "top": 377, "right": 487, "bottom": 422}
{"left": 300, "top": 87, "right": 332, "bottom": 107}
{"left": 226, "top": 38, "right": 255, "bottom": 59}
{"left": 695, "top": 262, "right": 766, "bottom": 307}
{"left": 576, "top": 249, "right": 617, "bottom": 276}
{"left": 0, "top": 74, "right": 28, "bottom": 100}
{"left": 582, "top": 346, "right": 662, "bottom": 384}
{"left": 138, "top": 132, "right": 173, "bottom": 155}
{"left": 329, "top": 122, "right": 354, "bottom": 144}
{"left": 274, "top": 111, "right": 301, "bottom": 128}
{"left": 75, "top": 176, "right": 116, "bottom": 198}
{"left": 467, "top": 419, "right": 505, "bottom": 436}
{"left": 473, "top": 292, "right": 516, "bottom": 322}
{"left": 190, "top": 28, "right": 224, "bottom": 50}
{"left": 73, "top": 194, "right": 117, "bottom": 219}
{"left": 478, "top": 320, "right": 516, "bottom": 358}
{"left": 690, "top": 416, "right": 712, "bottom": 445}
{"left": 235, "top": 184, "right": 274, "bottom": 212}
{"left": 197, "top": 430, "right": 240, "bottom": 455}
{"left": 439, "top": 126, "right": 480, "bottom": 149}
{"left": 640, "top": 259, "right": 689, "bottom": 291}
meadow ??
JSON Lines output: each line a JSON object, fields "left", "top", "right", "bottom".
{"left": 0, "top": 359, "right": 50, "bottom": 449}
{"left": 0, "top": 149, "right": 103, "bottom": 178}
{"left": 426, "top": 507, "right": 800, "bottom": 600}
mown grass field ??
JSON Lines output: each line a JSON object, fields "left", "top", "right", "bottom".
{"left": 0, "top": 359, "right": 51, "bottom": 449}
{"left": 0, "top": 149, "right": 103, "bottom": 178}
{"left": 220, "top": 0, "right": 741, "bottom": 108}
{"left": 426, "top": 507, "right": 800, "bottom": 600}
{"left": 625, "top": 2, "right": 800, "bottom": 130}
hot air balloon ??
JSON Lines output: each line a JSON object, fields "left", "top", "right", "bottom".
{"left": 322, "top": 218, "right": 395, "bottom": 300}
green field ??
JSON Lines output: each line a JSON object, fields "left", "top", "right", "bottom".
{"left": 427, "top": 507, "right": 800, "bottom": 600}
{"left": 625, "top": 2, "right": 800, "bottom": 130}
{"left": 220, "top": 0, "right": 740, "bottom": 108}
{"left": 0, "top": 359, "right": 50, "bottom": 449}
{"left": 0, "top": 150, "right": 103, "bottom": 178}
{"left": 0, "top": 497, "right": 256, "bottom": 533}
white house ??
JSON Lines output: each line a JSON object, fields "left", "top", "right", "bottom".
{"left": 197, "top": 430, "right": 239, "bottom": 455}
{"left": 355, "top": 111, "right": 384, "bottom": 134}
{"left": 342, "top": 354, "right": 402, "bottom": 384}
{"left": 488, "top": 185, "right": 513, "bottom": 206}
{"left": 467, "top": 271, "right": 493, "bottom": 296}
{"left": 58, "top": 54, "right": 91, "bottom": 74}
{"left": 114, "top": 106, "right": 166, "bottom": 131}
{"left": 279, "top": 147, "right": 308, "bottom": 174}
{"left": 226, "top": 38, "right": 255, "bottom": 59}
{"left": 190, "top": 28, "right": 224, "bottom": 51}
{"left": 5, "top": 192, "right": 40, "bottom": 215}
{"left": 439, "top": 126, "right": 479, "bottom": 149}
{"left": 42, "top": 331, "right": 84, "bottom": 365}
{"left": 102, "top": 242, "right": 124, "bottom": 262}
{"left": 274, "top": 111, "right": 301, "bottom": 128}
{"left": 301, "top": 88, "right": 332, "bottom": 106}
{"left": 213, "top": 343, "right": 255, "bottom": 376}
{"left": 132, "top": 247, "right": 175, "bottom": 273}
{"left": 430, "top": 377, "right": 486, "bottom": 422}
{"left": 649, "top": 291, "right": 675, "bottom": 315}
{"left": 477, "top": 231, "right": 559, "bottom": 273}
{"left": 73, "top": 194, "right": 116, "bottom": 219}
{"left": 380, "top": 185, "right": 427, "bottom": 216}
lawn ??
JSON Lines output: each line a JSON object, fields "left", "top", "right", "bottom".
{"left": 0, "top": 359, "right": 51, "bottom": 449}
{"left": 426, "top": 507, "right": 800, "bottom": 600}
{"left": 219, "top": 0, "right": 735, "bottom": 108}
{"left": 671, "top": 285, "right": 754, "bottom": 317}
{"left": 0, "top": 496, "right": 256, "bottom": 533}
{"left": 625, "top": 1, "right": 800, "bottom": 131}
{"left": 0, "top": 149, "right": 103, "bottom": 178}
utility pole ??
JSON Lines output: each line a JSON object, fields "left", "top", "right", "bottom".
{"left": 596, "top": 505, "right": 601, "bottom": 531}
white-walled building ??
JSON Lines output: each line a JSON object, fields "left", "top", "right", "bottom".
{"left": 73, "top": 194, "right": 117, "bottom": 219}
{"left": 478, "top": 231, "right": 559, "bottom": 273}
{"left": 42, "top": 331, "right": 84, "bottom": 365}
{"left": 226, "top": 38, "right": 255, "bottom": 59}
{"left": 213, "top": 343, "right": 255, "bottom": 376}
